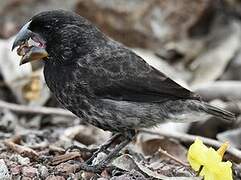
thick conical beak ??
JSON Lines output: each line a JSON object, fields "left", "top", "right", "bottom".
{"left": 12, "top": 21, "right": 48, "bottom": 65}
{"left": 19, "top": 46, "right": 48, "bottom": 65}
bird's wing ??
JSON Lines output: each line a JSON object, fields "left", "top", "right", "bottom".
{"left": 87, "top": 47, "right": 199, "bottom": 103}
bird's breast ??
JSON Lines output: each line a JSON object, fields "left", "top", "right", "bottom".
{"left": 43, "top": 62, "right": 99, "bottom": 118}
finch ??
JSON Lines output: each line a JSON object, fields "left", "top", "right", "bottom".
{"left": 12, "top": 10, "right": 235, "bottom": 172}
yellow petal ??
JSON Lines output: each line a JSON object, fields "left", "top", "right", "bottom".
{"left": 205, "top": 148, "right": 222, "bottom": 173}
{"left": 200, "top": 167, "right": 215, "bottom": 180}
{"left": 217, "top": 141, "right": 229, "bottom": 158}
{"left": 187, "top": 138, "right": 208, "bottom": 170}
{"left": 215, "top": 161, "right": 233, "bottom": 180}
{"left": 200, "top": 161, "right": 233, "bottom": 180}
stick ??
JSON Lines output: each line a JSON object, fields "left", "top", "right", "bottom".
{"left": 51, "top": 152, "right": 81, "bottom": 166}
{"left": 140, "top": 130, "right": 241, "bottom": 161}
{"left": 158, "top": 147, "right": 189, "bottom": 167}
{"left": 4, "top": 136, "right": 39, "bottom": 160}
{"left": 0, "top": 99, "right": 76, "bottom": 117}
{"left": 193, "top": 81, "right": 241, "bottom": 101}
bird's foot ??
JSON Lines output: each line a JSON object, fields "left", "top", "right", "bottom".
{"left": 65, "top": 145, "right": 99, "bottom": 162}
{"left": 85, "top": 148, "right": 106, "bottom": 165}
{"left": 85, "top": 133, "right": 122, "bottom": 165}
{"left": 75, "top": 161, "right": 107, "bottom": 173}
{"left": 67, "top": 130, "right": 136, "bottom": 173}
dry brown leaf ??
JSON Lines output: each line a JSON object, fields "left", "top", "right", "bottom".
{"left": 138, "top": 135, "right": 187, "bottom": 163}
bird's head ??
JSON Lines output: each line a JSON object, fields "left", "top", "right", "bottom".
{"left": 12, "top": 10, "right": 99, "bottom": 65}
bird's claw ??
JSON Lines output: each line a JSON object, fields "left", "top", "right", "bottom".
{"left": 76, "top": 162, "right": 107, "bottom": 173}
{"left": 66, "top": 144, "right": 109, "bottom": 165}
{"left": 85, "top": 148, "right": 108, "bottom": 165}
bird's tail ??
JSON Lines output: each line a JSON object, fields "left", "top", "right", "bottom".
{"left": 202, "top": 103, "right": 236, "bottom": 122}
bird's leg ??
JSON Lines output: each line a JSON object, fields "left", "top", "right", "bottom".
{"left": 96, "top": 137, "right": 132, "bottom": 166}
{"left": 85, "top": 133, "right": 122, "bottom": 164}
{"left": 76, "top": 130, "right": 136, "bottom": 173}
{"left": 66, "top": 133, "right": 121, "bottom": 155}
{"left": 76, "top": 138, "right": 132, "bottom": 173}
{"left": 97, "top": 130, "right": 136, "bottom": 165}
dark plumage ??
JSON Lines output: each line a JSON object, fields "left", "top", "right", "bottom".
{"left": 12, "top": 10, "right": 235, "bottom": 172}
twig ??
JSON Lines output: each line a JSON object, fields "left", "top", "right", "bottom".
{"left": 193, "top": 81, "right": 241, "bottom": 101}
{"left": 51, "top": 152, "right": 81, "bottom": 166}
{"left": 4, "top": 136, "right": 39, "bottom": 160}
{"left": 0, "top": 99, "right": 76, "bottom": 117}
{"left": 140, "top": 130, "right": 241, "bottom": 161}
{"left": 158, "top": 147, "right": 189, "bottom": 167}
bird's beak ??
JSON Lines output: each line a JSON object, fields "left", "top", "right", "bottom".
{"left": 18, "top": 46, "right": 48, "bottom": 65}
{"left": 12, "top": 21, "right": 48, "bottom": 65}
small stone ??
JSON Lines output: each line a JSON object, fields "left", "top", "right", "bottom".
{"left": 55, "top": 162, "right": 79, "bottom": 175}
{"left": 0, "top": 159, "right": 11, "bottom": 180}
{"left": 21, "top": 177, "right": 32, "bottom": 180}
{"left": 0, "top": 110, "right": 17, "bottom": 132}
{"left": 92, "top": 152, "right": 107, "bottom": 165}
{"left": 10, "top": 165, "right": 21, "bottom": 176}
{"left": 38, "top": 165, "right": 49, "bottom": 179}
{"left": 110, "top": 170, "right": 146, "bottom": 180}
{"left": 46, "top": 175, "right": 65, "bottom": 180}
{"left": 66, "top": 174, "right": 76, "bottom": 179}
{"left": 22, "top": 166, "right": 38, "bottom": 178}
{"left": 17, "top": 155, "right": 30, "bottom": 165}
{"left": 81, "top": 172, "right": 97, "bottom": 180}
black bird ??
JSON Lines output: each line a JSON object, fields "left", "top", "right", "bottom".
{"left": 12, "top": 10, "right": 235, "bottom": 172}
